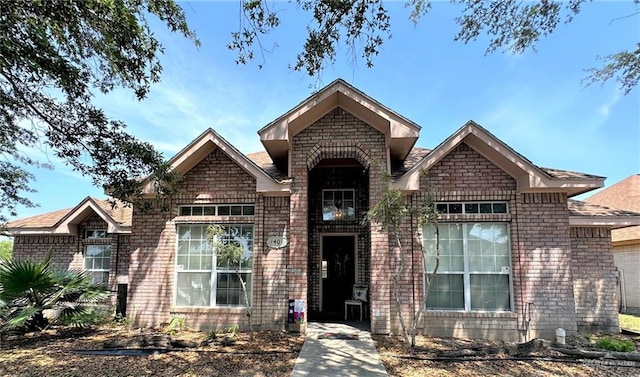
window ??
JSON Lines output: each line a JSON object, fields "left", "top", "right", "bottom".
{"left": 423, "top": 223, "right": 512, "bottom": 311}
{"left": 175, "top": 224, "right": 253, "bottom": 307}
{"left": 322, "top": 189, "right": 355, "bottom": 221}
{"left": 179, "top": 204, "right": 255, "bottom": 217}
{"left": 85, "top": 244, "right": 111, "bottom": 285}
{"left": 85, "top": 229, "right": 108, "bottom": 239}
{"left": 84, "top": 229, "right": 110, "bottom": 285}
{"left": 436, "top": 202, "right": 508, "bottom": 214}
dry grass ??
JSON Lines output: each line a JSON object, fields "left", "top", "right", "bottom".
{"left": 620, "top": 313, "right": 640, "bottom": 332}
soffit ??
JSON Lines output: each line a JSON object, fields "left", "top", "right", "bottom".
{"left": 258, "top": 79, "right": 420, "bottom": 161}
{"left": 393, "top": 121, "right": 604, "bottom": 197}
{"left": 140, "top": 129, "right": 289, "bottom": 196}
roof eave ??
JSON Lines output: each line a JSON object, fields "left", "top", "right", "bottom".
{"left": 569, "top": 216, "right": 640, "bottom": 229}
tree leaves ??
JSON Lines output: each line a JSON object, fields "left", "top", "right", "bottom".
{"left": 230, "top": 0, "right": 637, "bottom": 92}
{"left": 0, "top": 0, "right": 198, "bottom": 222}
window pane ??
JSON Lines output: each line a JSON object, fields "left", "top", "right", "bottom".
{"left": 470, "top": 274, "right": 510, "bottom": 310}
{"left": 180, "top": 207, "right": 191, "bottom": 216}
{"left": 243, "top": 206, "right": 255, "bottom": 216}
{"left": 449, "top": 203, "right": 463, "bottom": 213}
{"left": 231, "top": 206, "right": 242, "bottom": 215}
{"left": 426, "top": 274, "right": 464, "bottom": 310}
{"left": 203, "top": 206, "right": 216, "bottom": 215}
{"left": 176, "top": 272, "right": 211, "bottom": 306}
{"left": 218, "top": 206, "right": 230, "bottom": 215}
{"left": 436, "top": 204, "right": 448, "bottom": 214}
{"left": 493, "top": 203, "right": 507, "bottom": 213}
{"left": 192, "top": 207, "right": 203, "bottom": 216}
{"left": 465, "top": 203, "right": 479, "bottom": 213}
{"left": 480, "top": 203, "right": 493, "bottom": 213}
{"left": 343, "top": 190, "right": 354, "bottom": 199}
{"left": 216, "top": 273, "right": 251, "bottom": 306}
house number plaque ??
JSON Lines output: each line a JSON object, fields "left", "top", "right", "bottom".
{"left": 267, "top": 235, "right": 288, "bottom": 249}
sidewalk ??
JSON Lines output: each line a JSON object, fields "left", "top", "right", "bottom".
{"left": 290, "top": 322, "right": 388, "bottom": 377}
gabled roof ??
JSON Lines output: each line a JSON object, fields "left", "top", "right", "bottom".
{"left": 6, "top": 197, "right": 132, "bottom": 235}
{"left": 141, "top": 128, "right": 290, "bottom": 196}
{"left": 585, "top": 175, "right": 640, "bottom": 212}
{"left": 258, "top": 78, "right": 420, "bottom": 163}
{"left": 568, "top": 199, "right": 640, "bottom": 229}
{"left": 584, "top": 174, "right": 640, "bottom": 243}
{"left": 393, "top": 121, "right": 604, "bottom": 197}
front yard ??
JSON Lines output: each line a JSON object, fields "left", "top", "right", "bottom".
{"left": 2, "top": 315, "right": 640, "bottom": 377}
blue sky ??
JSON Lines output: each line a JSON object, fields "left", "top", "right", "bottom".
{"left": 7, "top": 0, "right": 640, "bottom": 222}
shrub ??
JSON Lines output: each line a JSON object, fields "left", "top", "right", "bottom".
{"left": 595, "top": 336, "right": 635, "bottom": 352}
{"left": 0, "top": 253, "right": 109, "bottom": 332}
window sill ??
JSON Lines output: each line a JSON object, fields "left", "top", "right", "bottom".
{"left": 170, "top": 306, "right": 250, "bottom": 314}
{"left": 423, "top": 310, "right": 517, "bottom": 319}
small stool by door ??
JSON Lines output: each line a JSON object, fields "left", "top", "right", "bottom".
{"left": 344, "top": 284, "right": 368, "bottom": 321}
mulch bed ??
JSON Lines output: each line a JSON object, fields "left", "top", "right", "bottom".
{"left": 0, "top": 325, "right": 305, "bottom": 377}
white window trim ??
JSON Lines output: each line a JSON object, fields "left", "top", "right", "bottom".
{"left": 424, "top": 222, "right": 514, "bottom": 312}
{"left": 174, "top": 224, "right": 254, "bottom": 308}
{"left": 84, "top": 244, "right": 111, "bottom": 285}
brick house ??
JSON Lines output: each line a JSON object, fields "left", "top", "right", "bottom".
{"left": 585, "top": 175, "right": 640, "bottom": 313}
{"left": 7, "top": 79, "right": 640, "bottom": 342}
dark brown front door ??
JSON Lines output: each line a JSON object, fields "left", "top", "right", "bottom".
{"left": 321, "top": 236, "right": 355, "bottom": 316}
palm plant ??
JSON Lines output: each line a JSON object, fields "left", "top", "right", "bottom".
{"left": 0, "top": 254, "right": 110, "bottom": 332}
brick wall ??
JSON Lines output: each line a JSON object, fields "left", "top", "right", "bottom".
{"left": 290, "top": 107, "right": 389, "bottom": 333}
{"left": 614, "top": 243, "right": 640, "bottom": 313}
{"left": 514, "top": 193, "right": 577, "bottom": 339}
{"left": 12, "top": 215, "right": 129, "bottom": 293}
{"left": 128, "top": 147, "right": 266, "bottom": 329}
{"left": 402, "top": 142, "right": 521, "bottom": 341}
{"left": 571, "top": 227, "right": 619, "bottom": 332}
{"left": 13, "top": 235, "right": 81, "bottom": 270}
{"left": 253, "top": 196, "right": 290, "bottom": 330}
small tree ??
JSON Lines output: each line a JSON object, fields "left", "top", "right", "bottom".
{"left": 366, "top": 168, "right": 441, "bottom": 348}
{"left": 206, "top": 225, "right": 254, "bottom": 340}
{"left": 0, "top": 253, "right": 109, "bottom": 332}
{"left": 0, "top": 239, "right": 12, "bottom": 260}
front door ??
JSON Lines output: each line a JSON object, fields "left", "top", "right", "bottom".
{"left": 321, "top": 235, "right": 355, "bottom": 317}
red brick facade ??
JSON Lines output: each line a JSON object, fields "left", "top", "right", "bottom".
{"left": 571, "top": 227, "right": 619, "bottom": 332}
{"left": 8, "top": 84, "right": 623, "bottom": 341}
{"left": 13, "top": 214, "right": 130, "bottom": 295}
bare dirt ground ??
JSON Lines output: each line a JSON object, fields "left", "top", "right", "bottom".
{"left": 374, "top": 333, "right": 640, "bottom": 377}
{"left": 2, "top": 325, "right": 640, "bottom": 376}
{"left": 0, "top": 325, "right": 304, "bottom": 377}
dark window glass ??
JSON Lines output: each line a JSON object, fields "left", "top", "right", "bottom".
{"left": 203, "top": 206, "right": 216, "bottom": 215}
{"left": 218, "top": 206, "right": 230, "bottom": 215}
{"left": 449, "top": 203, "right": 463, "bottom": 214}
{"left": 230, "top": 206, "right": 242, "bottom": 215}
{"left": 243, "top": 206, "right": 255, "bottom": 216}
{"left": 480, "top": 203, "right": 493, "bottom": 213}
{"left": 493, "top": 203, "right": 507, "bottom": 213}
{"left": 465, "top": 203, "right": 479, "bottom": 213}
{"left": 180, "top": 207, "right": 191, "bottom": 216}
{"left": 192, "top": 206, "right": 203, "bottom": 216}
{"left": 436, "top": 204, "right": 448, "bottom": 214}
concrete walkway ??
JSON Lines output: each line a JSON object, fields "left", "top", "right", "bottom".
{"left": 290, "top": 322, "right": 388, "bottom": 377}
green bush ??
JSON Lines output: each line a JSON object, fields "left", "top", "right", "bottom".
{"left": 0, "top": 253, "right": 109, "bottom": 331}
{"left": 595, "top": 336, "right": 635, "bottom": 352}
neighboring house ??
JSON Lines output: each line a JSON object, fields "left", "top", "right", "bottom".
{"left": 7, "top": 79, "right": 640, "bottom": 342}
{"left": 585, "top": 175, "right": 640, "bottom": 313}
